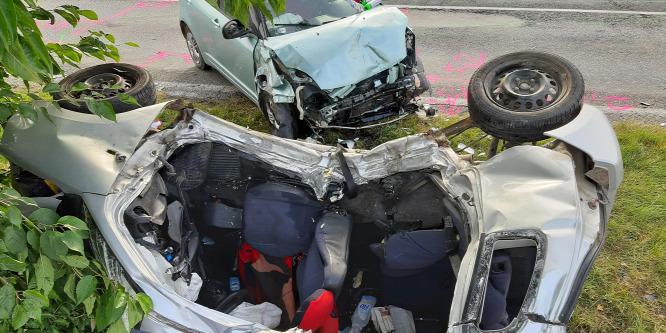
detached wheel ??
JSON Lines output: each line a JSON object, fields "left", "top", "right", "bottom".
{"left": 259, "top": 91, "right": 299, "bottom": 139}
{"left": 467, "top": 51, "right": 584, "bottom": 142}
{"left": 184, "top": 26, "right": 210, "bottom": 70}
{"left": 54, "top": 63, "right": 157, "bottom": 113}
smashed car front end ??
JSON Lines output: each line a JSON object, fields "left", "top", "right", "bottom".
{"left": 255, "top": 6, "right": 426, "bottom": 129}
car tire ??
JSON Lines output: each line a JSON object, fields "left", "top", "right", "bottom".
{"left": 467, "top": 51, "right": 585, "bottom": 142}
{"left": 54, "top": 63, "right": 157, "bottom": 113}
{"left": 184, "top": 26, "right": 211, "bottom": 70}
{"left": 415, "top": 55, "right": 430, "bottom": 96}
{"left": 259, "top": 91, "right": 299, "bottom": 139}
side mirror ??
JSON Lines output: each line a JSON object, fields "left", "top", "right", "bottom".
{"left": 223, "top": 19, "right": 252, "bottom": 39}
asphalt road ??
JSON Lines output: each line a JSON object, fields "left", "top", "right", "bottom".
{"left": 35, "top": 0, "right": 666, "bottom": 123}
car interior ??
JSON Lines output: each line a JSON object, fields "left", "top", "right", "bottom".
{"left": 124, "top": 141, "right": 536, "bottom": 332}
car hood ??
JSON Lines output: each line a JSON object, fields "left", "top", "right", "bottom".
{"left": 0, "top": 102, "right": 168, "bottom": 195}
{"left": 263, "top": 6, "right": 408, "bottom": 90}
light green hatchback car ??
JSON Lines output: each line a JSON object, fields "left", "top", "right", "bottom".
{"left": 179, "top": 0, "right": 429, "bottom": 138}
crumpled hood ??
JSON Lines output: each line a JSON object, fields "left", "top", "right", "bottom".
{"left": 263, "top": 6, "right": 408, "bottom": 90}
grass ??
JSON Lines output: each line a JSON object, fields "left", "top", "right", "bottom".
{"left": 568, "top": 122, "right": 666, "bottom": 332}
{"left": 174, "top": 98, "right": 666, "bottom": 331}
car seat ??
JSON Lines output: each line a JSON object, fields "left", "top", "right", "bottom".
{"left": 374, "top": 231, "right": 512, "bottom": 330}
{"left": 241, "top": 182, "right": 353, "bottom": 332}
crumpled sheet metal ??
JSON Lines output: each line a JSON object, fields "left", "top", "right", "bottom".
{"left": 544, "top": 104, "right": 623, "bottom": 204}
{"left": 255, "top": 44, "right": 296, "bottom": 103}
{"left": 474, "top": 145, "right": 601, "bottom": 323}
{"left": 0, "top": 101, "right": 167, "bottom": 195}
{"left": 147, "top": 111, "right": 462, "bottom": 200}
{"left": 263, "top": 6, "right": 408, "bottom": 90}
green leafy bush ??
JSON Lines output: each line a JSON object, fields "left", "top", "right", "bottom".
{"left": 0, "top": 186, "right": 152, "bottom": 332}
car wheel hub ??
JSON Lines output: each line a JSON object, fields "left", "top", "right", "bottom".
{"left": 187, "top": 34, "right": 201, "bottom": 64}
{"left": 490, "top": 68, "right": 562, "bottom": 112}
{"left": 73, "top": 73, "right": 133, "bottom": 99}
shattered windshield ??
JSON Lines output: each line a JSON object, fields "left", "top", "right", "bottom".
{"left": 267, "top": 0, "right": 362, "bottom": 36}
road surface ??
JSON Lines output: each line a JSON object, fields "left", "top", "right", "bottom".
{"left": 33, "top": 0, "right": 666, "bottom": 122}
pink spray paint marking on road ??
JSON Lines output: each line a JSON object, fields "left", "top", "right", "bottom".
{"left": 399, "top": 8, "right": 409, "bottom": 16}
{"left": 444, "top": 54, "right": 485, "bottom": 73}
{"left": 428, "top": 87, "right": 469, "bottom": 115}
{"left": 603, "top": 96, "right": 632, "bottom": 111}
{"left": 73, "top": 1, "right": 176, "bottom": 35}
{"left": 584, "top": 94, "right": 632, "bottom": 110}
{"left": 137, "top": 51, "right": 192, "bottom": 68}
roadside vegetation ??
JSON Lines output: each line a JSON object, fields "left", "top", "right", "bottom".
{"left": 160, "top": 97, "right": 666, "bottom": 332}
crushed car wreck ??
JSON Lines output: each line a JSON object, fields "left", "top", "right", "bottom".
{"left": 180, "top": 0, "right": 429, "bottom": 138}
{"left": 0, "top": 105, "right": 622, "bottom": 332}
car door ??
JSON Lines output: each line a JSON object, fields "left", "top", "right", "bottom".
{"left": 181, "top": 0, "right": 221, "bottom": 67}
{"left": 212, "top": 0, "right": 260, "bottom": 104}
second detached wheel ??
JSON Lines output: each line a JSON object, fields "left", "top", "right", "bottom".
{"left": 54, "top": 63, "right": 157, "bottom": 113}
{"left": 467, "top": 51, "right": 585, "bottom": 142}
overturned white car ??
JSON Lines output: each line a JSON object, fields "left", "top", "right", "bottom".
{"left": 0, "top": 53, "right": 622, "bottom": 332}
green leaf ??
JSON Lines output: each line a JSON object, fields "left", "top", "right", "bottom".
{"left": 29, "top": 7, "right": 55, "bottom": 24}
{"left": 7, "top": 206, "right": 21, "bottom": 226}
{"left": 82, "top": 295, "right": 95, "bottom": 315}
{"left": 4, "top": 226, "right": 27, "bottom": 254}
{"left": 69, "top": 82, "right": 89, "bottom": 92}
{"left": 117, "top": 93, "right": 140, "bottom": 106}
{"left": 59, "top": 254, "right": 88, "bottom": 268}
{"left": 107, "top": 320, "right": 126, "bottom": 333}
{"left": 136, "top": 293, "right": 153, "bottom": 314}
{"left": 0, "top": 0, "right": 18, "bottom": 48}
{"left": 127, "top": 299, "right": 143, "bottom": 328}
{"left": 57, "top": 216, "right": 89, "bottom": 238}
{"left": 79, "top": 10, "right": 98, "bottom": 20}
{"left": 40, "top": 230, "right": 68, "bottom": 261}
{"left": 53, "top": 9, "right": 78, "bottom": 27}
{"left": 61, "top": 230, "right": 84, "bottom": 254}
{"left": 34, "top": 255, "right": 54, "bottom": 296}
{"left": 15, "top": 1, "right": 52, "bottom": 73}
{"left": 104, "top": 34, "right": 115, "bottom": 43}
{"left": 0, "top": 89, "right": 20, "bottom": 99}
{"left": 0, "top": 284, "right": 16, "bottom": 320}
{"left": 0, "top": 254, "right": 27, "bottom": 272}
{"left": 1, "top": 43, "right": 41, "bottom": 82}
{"left": 63, "top": 273, "right": 76, "bottom": 302}
{"left": 83, "top": 96, "right": 99, "bottom": 114}
{"left": 26, "top": 228, "right": 39, "bottom": 251}
{"left": 39, "top": 106, "right": 54, "bottom": 124}
{"left": 113, "top": 292, "right": 128, "bottom": 309}
{"left": 42, "top": 83, "right": 61, "bottom": 93}
{"left": 23, "top": 290, "right": 49, "bottom": 310}
{"left": 11, "top": 305, "right": 28, "bottom": 330}
{"left": 29, "top": 208, "right": 60, "bottom": 225}
{"left": 125, "top": 42, "right": 140, "bottom": 48}
{"left": 95, "top": 289, "right": 126, "bottom": 330}
{"left": 0, "top": 104, "right": 12, "bottom": 121}
{"left": 96, "top": 100, "right": 116, "bottom": 122}
{"left": 17, "top": 102, "right": 38, "bottom": 122}
{"left": 75, "top": 275, "right": 97, "bottom": 305}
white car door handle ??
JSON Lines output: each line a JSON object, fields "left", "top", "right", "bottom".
{"left": 212, "top": 19, "right": 220, "bottom": 28}
{"left": 186, "top": 0, "right": 191, "bottom": 4}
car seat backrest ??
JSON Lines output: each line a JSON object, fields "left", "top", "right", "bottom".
{"left": 242, "top": 182, "right": 322, "bottom": 258}
{"left": 297, "top": 213, "right": 353, "bottom": 302}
